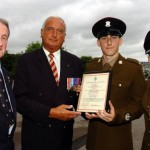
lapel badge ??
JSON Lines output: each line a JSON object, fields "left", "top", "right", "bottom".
{"left": 7, "top": 76, "right": 10, "bottom": 82}
{"left": 105, "top": 21, "right": 111, "bottom": 27}
{"left": 119, "top": 60, "right": 123, "bottom": 64}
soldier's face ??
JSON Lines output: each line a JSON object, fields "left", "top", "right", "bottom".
{"left": 97, "top": 35, "right": 122, "bottom": 57}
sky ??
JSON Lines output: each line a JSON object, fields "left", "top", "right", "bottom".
{"left": 1, "top": 0, "right": 150, "bottom": 61}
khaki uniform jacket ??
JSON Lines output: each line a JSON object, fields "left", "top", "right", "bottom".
{"left": 142, "top": 79, "right": 150, "bottom": 150}
{"left": 85, "top": 54, "right": 145, "bottom": 150}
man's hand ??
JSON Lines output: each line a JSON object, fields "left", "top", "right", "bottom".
{"left": 49, "top": 104, "right": 81, "bottom": 121}
{"left": 71, "top": 84, "right": 81, "bottom": 93}
{"left": 85, "top": 112, "right": 98, "bottom": 119}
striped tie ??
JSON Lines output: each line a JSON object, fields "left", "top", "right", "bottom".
{"left": 49, "top": 53, "right": 59, "bottom": 86}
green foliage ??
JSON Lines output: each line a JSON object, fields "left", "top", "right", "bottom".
{"left": 61, "top": 46, "right": 67, "bottom": 51}
{"left": 1, "top": 52, "right": 21, "bottom": 78}
{"left": 25, "top": 41, "right": 42, "bottom": 53}
{"left": 80, "top": 56, "right": 92, "bottom": 71}
{"left": 1, "top": 41, "right": 94, "bottom": 79}
{"left": 144, "top": 70, "right": 149, "bottom": 79}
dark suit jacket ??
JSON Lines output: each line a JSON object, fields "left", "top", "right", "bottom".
{"left": 85, "top": 54, "right": 145, "bottom": 150}
{"left": 142, "top": 79, "right": 150, "bottom": 150}
{"left": 14, "top": 48, "right": 83, "bottom": 150}
{"left": 0, "top": 67, "right": 16, "bottom": 150}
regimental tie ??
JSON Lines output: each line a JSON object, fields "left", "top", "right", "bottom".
{"left": 103, "top": 63, "right": 112, "bottom": 71}
{"left": 0, "top": 71, "right": 14, "bottom": 125}
{"left": 49, "top": 53, "right": 59, "bottom": 86}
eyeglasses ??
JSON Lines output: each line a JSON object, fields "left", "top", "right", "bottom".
{"left": 97, "top": 29, "right": 122, "bottom": 39}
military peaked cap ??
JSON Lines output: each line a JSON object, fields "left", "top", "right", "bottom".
{"left": 92, "top": 17, "right": 126, "bottom": 39}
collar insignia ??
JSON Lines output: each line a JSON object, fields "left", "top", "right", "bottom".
{"left": 119, "top": 60, "right": 123, "bottom": 64}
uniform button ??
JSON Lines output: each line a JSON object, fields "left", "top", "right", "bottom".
{"left": 64, "top": 126, "right": 66, "bottom": 128}
{"left": 148, "top": 143, "right": 150, "bottom": 147}
{"left": 48, "top": 124, "right": 51, "bottom": 128}
{"left": 2, "top": 104, "right": 5, "bottom": 107}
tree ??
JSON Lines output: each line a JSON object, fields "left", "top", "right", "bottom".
{"left": 25, "top": 41, "right": 42, "bottom": 53}
{"left": 1, "top": 52, "right": 21, "bottom": 78}
{"left": 80, "top": 56, "right": 92, "bottom": 71}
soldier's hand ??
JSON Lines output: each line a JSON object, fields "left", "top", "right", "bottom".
{"left": 96, "top": 101, "right": 115, "bottom": 122}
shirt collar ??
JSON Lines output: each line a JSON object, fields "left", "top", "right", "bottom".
{"left": 43, "top": 47, "right": 60, "bottom": 61}
{"left": 102, "top": 53, "right": 119, "bottom": 67}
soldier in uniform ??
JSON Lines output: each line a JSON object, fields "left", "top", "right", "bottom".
{"left": 141, "top": 31, "right": 150, "bottom": 150}
{"left": 85, "top": 17, "right": 145, "bottom": 150}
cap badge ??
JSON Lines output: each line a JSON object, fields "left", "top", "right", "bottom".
{"left": 105, "top": 21, "right": 111, "bottom": 27}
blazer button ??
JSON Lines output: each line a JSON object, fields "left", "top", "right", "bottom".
{"left": 39, "top": 93, "right": 42, "bottom": 96}
{"left": 48, "top": 124, "right": 51, "bottom": 128}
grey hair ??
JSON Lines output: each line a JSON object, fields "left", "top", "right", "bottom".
{"left": 41, "top": 16, "right": 66, "bottom": 32}
{"left": 0, "top": 18, "right": 10, "bottom": 37}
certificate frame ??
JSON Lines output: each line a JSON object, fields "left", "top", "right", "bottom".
{"left": 77, "top": 71, "right": 112, "bottom": 113}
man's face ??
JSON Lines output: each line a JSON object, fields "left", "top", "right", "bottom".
{"left": 97, "top": 35, "right": 122, "bottom": 57}
{"left": 0, "top": 22, "right": 9, "bottom": 58}
{"left": 41, "top": 17, "right": 66, "bottom": 53}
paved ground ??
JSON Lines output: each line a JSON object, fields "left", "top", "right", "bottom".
{"left": 14, "top": 113, "right": 145, "bottom": 150}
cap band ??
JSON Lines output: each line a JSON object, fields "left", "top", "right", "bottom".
{"left": 97, "top": 29, "right": 122, "bottom": 39}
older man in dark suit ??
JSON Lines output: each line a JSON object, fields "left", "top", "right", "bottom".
{"left": 14, "top": 16, "right": 83, "bottom": 150}
{"left": 0, "top": 18, "right": 16, "bottom": 150}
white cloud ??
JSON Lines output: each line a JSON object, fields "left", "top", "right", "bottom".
{"left": 0, "top": 0, "right": 149, "bottom": 61}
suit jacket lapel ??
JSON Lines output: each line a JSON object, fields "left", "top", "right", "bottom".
{"left": 59, "top": 50, "right": 71, "bottom": 87}
{"left": 33, "top": 48, "right": 58, "bottom": 89}
{"left": 1, "top": 68, "right": 16, "bottom": 118}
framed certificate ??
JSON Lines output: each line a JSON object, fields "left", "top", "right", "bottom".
{"left": 77, "top": 71, "right": 112, "bottom": 112}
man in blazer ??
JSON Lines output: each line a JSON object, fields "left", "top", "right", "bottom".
{"left": 14, "top": 16, "right": 82, "bottom": 150}
{"left": 0, "top": 18, "right": 16, "bottom": 150}
{"left": 85, "top": 17, "right": 145, "bottom": 150}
